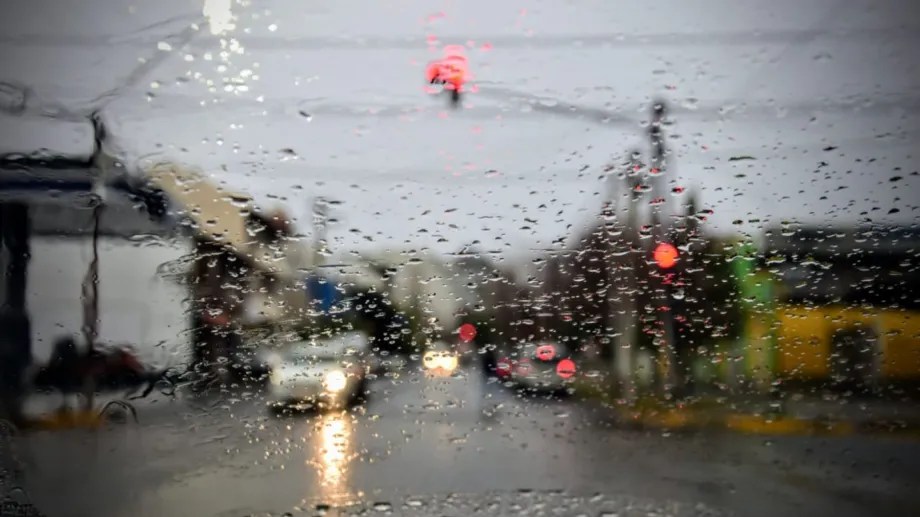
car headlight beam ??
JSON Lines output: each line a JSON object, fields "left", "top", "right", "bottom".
{"left": 323, "top": 370, "right": 348, "bottom": 392}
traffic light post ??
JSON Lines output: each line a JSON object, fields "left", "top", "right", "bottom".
{"left": 648, "top": 100, "right": 680, "bottom": 398}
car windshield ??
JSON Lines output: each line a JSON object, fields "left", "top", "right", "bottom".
{"left": 2, "top": 2, "right": 920, "bottom": 517}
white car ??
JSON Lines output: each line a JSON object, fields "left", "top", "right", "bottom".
{"left": 423, "top": 342, "right": 459, "bottom": 374}
{"left": 265, "top": 332, "right": 370, "bottom": 412}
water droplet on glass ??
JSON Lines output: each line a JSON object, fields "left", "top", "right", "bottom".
{"left": 372, "top": 501, "right": 393, "bottom": 512}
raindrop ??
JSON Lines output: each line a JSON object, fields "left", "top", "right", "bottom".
{"left": 372, "top": 501, "right": 393, "bottom": 512}
{"left": 680, "top": 97, "right": 699, "bottom": 111}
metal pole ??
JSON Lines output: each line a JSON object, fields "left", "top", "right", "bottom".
{"left": 609, "top": 156, "right": 637, "bottom": 401}
{"left": 0, "top": 202, "right": 32, "bottom": 425}
{"left": 648, "top": 100, "right": 679, "bottom": 397}
{"left": 80, "top": 200, "right": 103, "bottom": 411}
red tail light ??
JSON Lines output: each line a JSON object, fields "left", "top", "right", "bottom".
{"left": 496, "top": 358, "right": 512, "bottom": 378}
{"left": 535, "top": 344, "right": 556, "bottom": 362}
{"left": 556, "top": 358, "right": 576, "bottom": 379}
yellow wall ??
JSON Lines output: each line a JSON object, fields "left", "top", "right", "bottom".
{"left": 773, "top": 305, "right": 920, "bottom": 380}
{"left": 879, "top": 311, "right": 920, "bottom": 378}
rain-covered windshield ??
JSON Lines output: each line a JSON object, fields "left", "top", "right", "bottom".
{"left": 2, "top": 1, "right": 920, "bottom": 517}
{"left": 283, "top": 334, "right": 366, "bottom": 362}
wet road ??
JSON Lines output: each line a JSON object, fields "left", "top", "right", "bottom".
{"left": 13, "top": 368, "right": 920, "bottom": 517}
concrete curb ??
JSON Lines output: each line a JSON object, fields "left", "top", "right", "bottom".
{"left": 608, "top": 408, "right": 920, "bottom": 439}
{"left": 573, "top": 385, "right": 920, "bottom": 440}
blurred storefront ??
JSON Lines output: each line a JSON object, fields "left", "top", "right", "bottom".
{"left": 0, "top": 154, "right": 184, "bottom": 422}
{"left": 732, "top": 226, "right": 920, "bottom": 392}
{"left": 145, "top": 163, "right": 309, "bottom": 379}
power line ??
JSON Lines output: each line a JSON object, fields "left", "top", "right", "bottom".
{"left": 1, "top": 26, "right": 917, "bottom": 50}
{"left": 118, "top": 89, "right": 920, "bottom": 125}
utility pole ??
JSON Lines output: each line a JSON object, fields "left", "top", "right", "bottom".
{"left": 609, "top": 150, "right": 642, "bottom": 401}
{"left": 648, "top": 99, "right": 679, "bottom": 397}
{"left": 0, "top": 202, "right": 32, "bottom": 425}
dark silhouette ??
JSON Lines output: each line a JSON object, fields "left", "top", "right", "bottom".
{"left": 350, "top": 291, "right": 412, "bottom": 356}
{"left": 31, "top": 337, "right": 168, "bottom": 405}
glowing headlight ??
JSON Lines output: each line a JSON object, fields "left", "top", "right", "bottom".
{"left": 269, "top": 369, "right": 282, "bottom": 386}
{"left": 323, "top": 370, "right": 348, "bottom": 392}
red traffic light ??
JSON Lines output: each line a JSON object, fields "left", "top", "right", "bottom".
{"left": 458, "top": 323, "right": 477, "bottom": 342}
{"left": 653, "top": 242, "right": 679, "bottom": 269}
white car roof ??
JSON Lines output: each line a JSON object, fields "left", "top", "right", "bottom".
{"left": 286, "top": 331, "right": 369, "bottom": 359}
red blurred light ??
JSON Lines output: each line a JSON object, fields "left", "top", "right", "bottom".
{"left": 458, "top": 323, "right": 477, "bottom": 342}
{"left": 496, "top": 358, "right": 512, "bottom": 378}
{"left": 535, "top": 344, "right": 556, "bottom": 362}
{"left": 653, "top": 242, "right": 679, "bottom": 269}
{"left": 425, "top": 45, "right": 471, "bottom": 92}
{"left": 556, "top": 358, "right": 576, "bottom": 379}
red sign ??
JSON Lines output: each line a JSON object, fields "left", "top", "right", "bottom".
{"left": 653, "top": 242, "right": 679, "bottom": 269}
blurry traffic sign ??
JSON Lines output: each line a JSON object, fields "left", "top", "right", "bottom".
{"left": 653, "top": 242, "right": 679, "bottom": 269}
{"left": 307, "top": 275, "right": 340, "bottom": 314}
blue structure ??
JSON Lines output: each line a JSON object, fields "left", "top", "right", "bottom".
{"left": 307, "top": 275, "right": 341, "bottom": 314}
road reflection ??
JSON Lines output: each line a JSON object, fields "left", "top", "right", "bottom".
{"left": 307, "top": 411, "right": 356, "bottom": 506}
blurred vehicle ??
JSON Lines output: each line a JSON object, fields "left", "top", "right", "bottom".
{"left": 454, "top": 338, "right": 478, "bottom": 366}
{"left": 367, "top": 352, "right": 409, "bottom": 377}
{"left": 502, "top": 342, "right": 575, "bottom": 395}
{"left": 423, "top": 343, "right": 459, "bottom": 374}
{"left": 265, "top": 331, "right": 370, "bottom": 412}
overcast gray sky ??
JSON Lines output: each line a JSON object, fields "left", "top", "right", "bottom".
{"left": 2, "top": 0, "right": 918, "bottom": 259}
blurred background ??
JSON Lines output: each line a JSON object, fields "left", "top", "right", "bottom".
{"left": 1, "top": 1, "right": 919, "bottom": 517}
